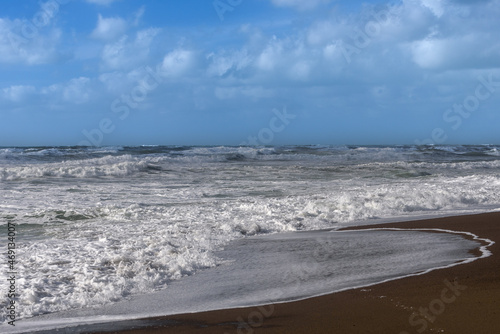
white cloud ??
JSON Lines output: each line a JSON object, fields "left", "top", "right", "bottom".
{"left": 91, "top": 14, "right": 127, "bottom": 40}
{"left": 410, "top": 37, "right": 447, "bottom": 69}
{"left": 63, "top": 77, "right": 92, "bottom": 104}
{"left": 101, "top": 28, "right": 160, "bottom": 70}
{"left": 160, "top": 49, "right": 194, "bottom": 77}
{"left": 40, "top": 77, "right": 92, "bottom": 105}
{"left": 307, "top": 20, "right": 347, "bottom": 46}
{"left": 2, "top": 85, "right": 36, "bottom": 102}
{"left": 133, "top": 6, "right": 145, "bottom": 26}
{"left": 0, "top": 18, "right": 62, "bottom": 65}
{"left": 207, "top": 49, "right": 252, "bottom": 77}
{"left": 410, "top": 32, "right": 500, "bottom": 70}
{"left": 420, "top": 0, "right": 445, "bottom": 17}
{"left": 256, "top": 36, "right": 283, "bottom": 71}
{"left": 98, "top": 71, "right": 129, "bottom": 93}
{"left": 98, "top": 66, "right": 155, "bottom": 94}
{"left": 101, "top": 36, "right": 128, "bottom": 69}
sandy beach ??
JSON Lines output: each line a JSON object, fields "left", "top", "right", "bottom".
{"left": 88, "top": 212, "right": 500, "bottom": 334}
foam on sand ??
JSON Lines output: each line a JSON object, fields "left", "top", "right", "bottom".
{"left": 3, "top": 227, "right": 489, "bottom": 333}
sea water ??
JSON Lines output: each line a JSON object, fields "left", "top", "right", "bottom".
{"left": 0, "top": 145, "right": 499, "bottom": 330}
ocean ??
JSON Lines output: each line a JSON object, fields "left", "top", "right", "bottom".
{"left": 1, "top": 145, "right": 499, "bottom": 331}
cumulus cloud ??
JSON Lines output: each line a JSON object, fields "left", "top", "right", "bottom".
{"left": 0, "top": 18, "right": 63, "bottom": 65}
{"left": 207, "top": 49, "right": 253, "bottom": 77}
{"left": 2, "top": 85, "right": 36, "bottom": 102}
{"left": 63, "top": 77, "right": 92, "bottom": 104}
{"left": 41, "top": 77, "right": 93, "bottom": 105}
{"left": 91, "top": 14, "right": 127, "bottom": 40}
{"left": 410, "top": 33, "right": 500, "bottom": 70}
{"left": 256, "top": 36, "right": 284, "bottom": 71}
{"left": 160, "top": 49, "right": 195, "bottom": 77}
{"left": 98, "top": 65, "right": 157, "bottom": 94}
{"left": 98, "top": 71, "right": 130, "bottom": 93}
{"left": 101, "top": 28, "right": 160, "bottom": 70}
{"left": 420, "top": 0, "right": 445, "bottom": 17}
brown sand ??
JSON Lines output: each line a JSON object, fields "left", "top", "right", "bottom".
{"left": 94, "top": 212, "right": 500, "bottom": 334}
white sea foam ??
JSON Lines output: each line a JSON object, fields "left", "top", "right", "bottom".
{"left": 1, "top": 178, "right": 499, "bottom": 322}
{"left": 0, "top": 155, "right": 156, "bottom": 180}
{"left": 0, "top": 145, "right": 499, "bottom": 326}
{"left": 2, "top": 228, "right": 487, "bottom": 334}
{"left": 2, "top": 151, "right": 500, "bottom": 182}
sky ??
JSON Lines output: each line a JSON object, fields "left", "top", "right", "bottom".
{"left": 0, "top": 0, "right": 499, "bottom": 146}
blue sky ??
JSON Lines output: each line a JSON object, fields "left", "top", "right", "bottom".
{"left": 1, "top": 0, "right": 499, "bottom": 146}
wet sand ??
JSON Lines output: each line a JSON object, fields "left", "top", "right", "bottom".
{"left": 92, "top": 212, "right": 500, "bottom": 334}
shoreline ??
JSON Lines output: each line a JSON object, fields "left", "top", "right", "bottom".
{"left": 27, "top": 212, "right": 500, "bottom": 333}
{"left": 85, "top": 212, "right": 500, "bottom": 334}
